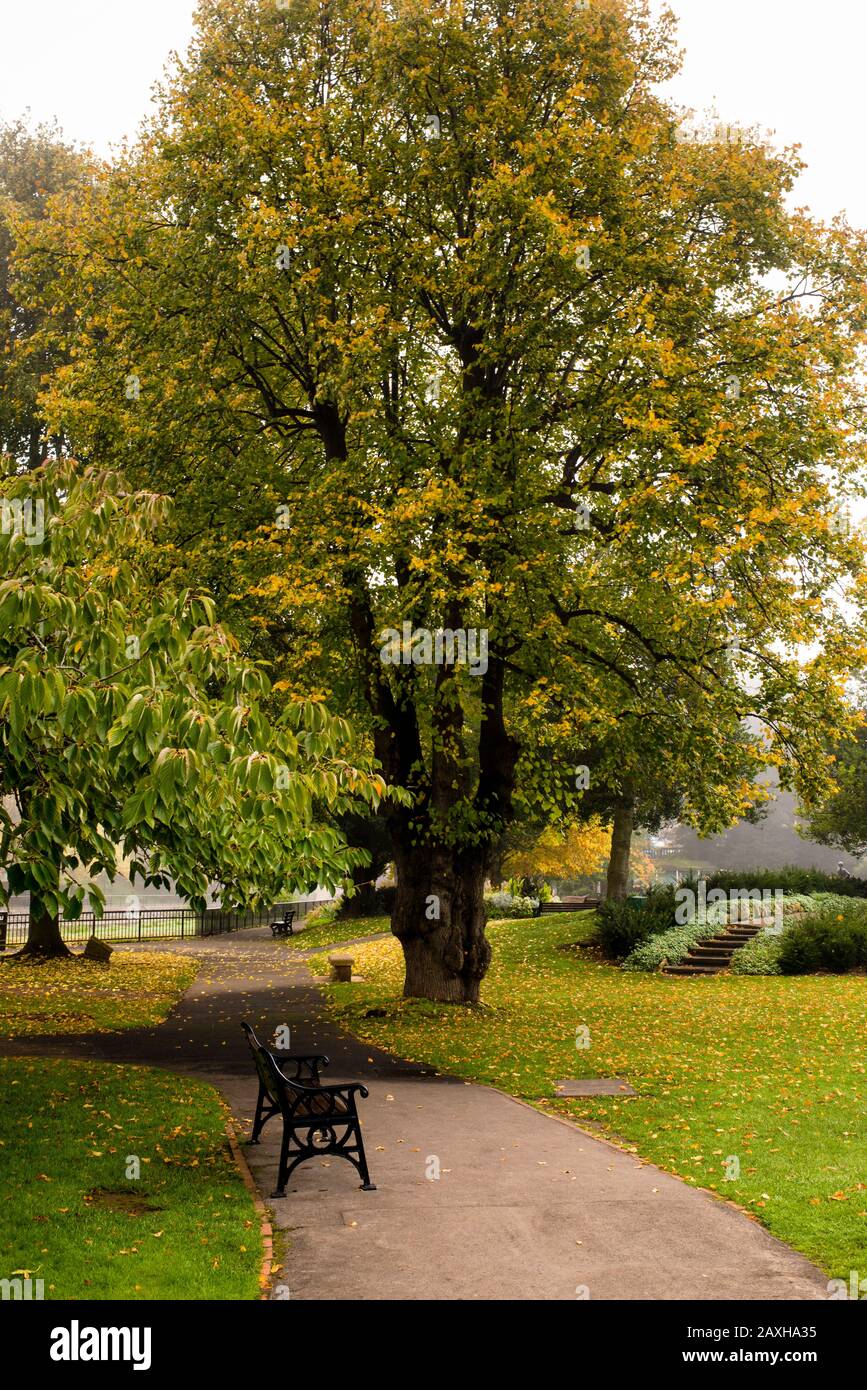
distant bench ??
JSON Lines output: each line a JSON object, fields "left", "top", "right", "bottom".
{"left": 536, "top": 898, "right": 600, "bottom": 915}
{"left": 270, "top": 910, "right": 297, "bottom": 938}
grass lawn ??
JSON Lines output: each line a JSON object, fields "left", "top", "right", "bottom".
{"left": 286, "top": 914, "right": 391, "bottom": 953}
{"left": 0, "top": 1058, "right": 262, "bottom": 1299}
{"left": 313, "top": 912, "right": 867, "bottom": 1280}
{"left": 0, "top": 952, "right": 197, "bottom": 1037}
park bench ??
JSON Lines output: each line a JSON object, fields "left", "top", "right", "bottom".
{"left": 270, "top": 909, "right": 297, "bottom": 938}
{"left": 241, "top": 1022, "right": 376, "bottom": 1196}
{"left": 242, "top": 1022, "right": 330, "bottom": 1142}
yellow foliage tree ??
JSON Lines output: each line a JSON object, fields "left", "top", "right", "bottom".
{"left": 504, "top": 820, "right": 610, "bottom": 882}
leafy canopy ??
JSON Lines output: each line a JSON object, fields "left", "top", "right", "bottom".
{"left": 17, "top": 0, "right": 867, "bottom": 856}
{"left": 0, "top": 459, "right": 389, "bottom": 917}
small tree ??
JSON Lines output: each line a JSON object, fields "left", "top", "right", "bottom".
{"left": 803, "top": 722, "right": 867, "bottom": 859}
{"left": 501, "top": 820, "right": 610, "bottom": 892}
{"left": 0, "top": 460, "right": 386, "bottom": 956}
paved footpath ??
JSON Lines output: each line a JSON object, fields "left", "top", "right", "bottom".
{"left": 1, "top": 929, "right": 829, "bottom": 1301}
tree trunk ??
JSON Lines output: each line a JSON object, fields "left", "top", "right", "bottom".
{"left": 392, "top": 846, "right": 490, "bottom": 1003}
{"left": 606, "top": 794, "right": 635, "bottom": 902}
{"left": 27, "top": 425, "right": 43, "bottom": 472}
{"left": 16, "top": 893, "right": 71, "bottom": 959}
{"left": 340, "top": 863, "right": 381, "bottom": 918}
{"left": 488, "top": 839, "right": 506, "bottom": 890}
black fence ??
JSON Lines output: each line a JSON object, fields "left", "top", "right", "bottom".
{"left": 0, "top": 898, "right": 323, "bottom": 950}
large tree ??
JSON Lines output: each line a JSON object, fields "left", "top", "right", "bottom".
{"left": 0, "top": 118, "right": 90, "bottom": 469}
{"left": 0, "top": 459, "right": 386, "bottom": 956}
{"left": 18, "top": 0, "right": 867, "bottom": 998}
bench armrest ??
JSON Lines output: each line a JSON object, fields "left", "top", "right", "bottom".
{"left": 273, "top": 1051, "right": 330, "bottom": 1068}
{"left": 318, "top": 1081, "right": 370, "bottom": 1102}
{"left": 271, "top": 1060, "right": 367, "bottom": 1101}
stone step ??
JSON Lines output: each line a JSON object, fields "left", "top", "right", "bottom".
{"left": 665, "top": 925, "right": 763, "bottom": 977}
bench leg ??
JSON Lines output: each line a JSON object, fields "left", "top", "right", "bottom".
{"left": 250, "top": 1087, "right": 279, "bottom": 1144}
{"left": 250, "top": 1083, "right": 266, "bottom": 1144}
{"left": 271, "top": 1131, "right": 310, "bottom": 1198}
{"left": 271, "top": 1129, "right": 291, "bottom": 1198}
{"left": 352, "top": 1121, "right": 376, "bottom": 1191}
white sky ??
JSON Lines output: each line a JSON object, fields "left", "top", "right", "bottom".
{"left": 0, "top": 0, "right": 864, "bottom": 228}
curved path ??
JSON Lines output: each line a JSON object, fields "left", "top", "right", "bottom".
{"left": 1, "top": 928, "right": 830, "bottom": 1301}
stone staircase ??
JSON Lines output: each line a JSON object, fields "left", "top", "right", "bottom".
{"left": 662, "top": 920, "right": 765, "bottom": 977}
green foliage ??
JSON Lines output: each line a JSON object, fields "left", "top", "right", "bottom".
{"left": 0, "top": 117, "right": 91, "bottom": 468}
{"left": 303, "top": 900, "right": 341, "bottom": 931}
{"left": 779, "top": 905, "right": 867, "bottom": 975}
{"left": 595, "top": 883, "right": 677, "bottom": 960}
{"left": 621, "top": 919, "right": 711, "bottom": 972}
{"left": 0, "top": 459, "right": 391, "bottom": 927}
{"left": 12, "top": 0, "right": 867, "bottom": 995}
{"left": 730, "top": 930, "right": 786, "bottom": 976}
{"left": 803, "top": 723, "right": 867, "bottom": 857}
{"left": 594, "top": 901, "right": 651, "bottom": 959}
{"left": 706, "top": 866, "right": 867, "bottom": 898}
{"left": 24, "top": 0, "right": 867, "bottom": 876}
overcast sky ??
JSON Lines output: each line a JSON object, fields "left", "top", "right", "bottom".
{"left": 0, "top": 0, "right": 864, "bottom": 227}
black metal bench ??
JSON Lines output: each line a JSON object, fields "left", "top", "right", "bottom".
{"left": 270, "top": 910, "right": 297, "bottom": 938}
{"left": 241, "top": 1022, "right": 376, "bottom": 1196}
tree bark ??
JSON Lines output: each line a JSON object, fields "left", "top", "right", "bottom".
{"left": 340, "top": 862, "right": 382, "bottom": 918}
{"left": 16, "top": 891, "right": 71, "bottom": 959}
{"left": 392, "top": 846, "right": 490, "bottom": 1003}
{"left": 488, "top": 838, "right": 506, "bottom": 890}
{"left": 606, "top": 792, "right": 635, "bottom": 902}
{"left": 337, "top": 811, "right": 392, "bottom": 918}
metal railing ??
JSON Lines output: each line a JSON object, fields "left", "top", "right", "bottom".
{"left": 0, "top": 898, "right": 323, "bottom": 950}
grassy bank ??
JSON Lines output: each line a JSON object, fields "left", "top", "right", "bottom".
{"left": 0, "top": 1058, "right": 261, "bottom": 1299}
{"left": 0, "top": 952, "right": 197, "bottom": 1037}
{"left": 313, "top": 912, "right": 866, "bottom": 1279}
{"left": 287, "top": 913, "right": 391, "bottom": 952}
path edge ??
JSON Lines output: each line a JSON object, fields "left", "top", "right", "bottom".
{"left": 225, "top": 1122, "right": 275, "bottom": 1301}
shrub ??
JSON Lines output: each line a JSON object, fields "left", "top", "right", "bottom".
{"left": 595, "top": 885, "right": 677, "bottom": 961}
{"left": 484, "top": 892, "right": 538, "bottom": 919}
{"left": 706, "top": 866, "right": 867, "bottom": 899}
{"left": 730, "top": 929, "right": 787, "bottom": 976}
{"left": 639, "top": 883, "right": 681, "bottom": 931}
{"left": 622, "top": 919, "right": 711, "bottom": 972}
{"left": 778, "top": 905, "right": 867, "bottom": 974}
{"left": 595, "top": 901, "right": 650, "bottom": 959}
{"left": 304, "top": 900, "right": 340, "bottom": 930}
